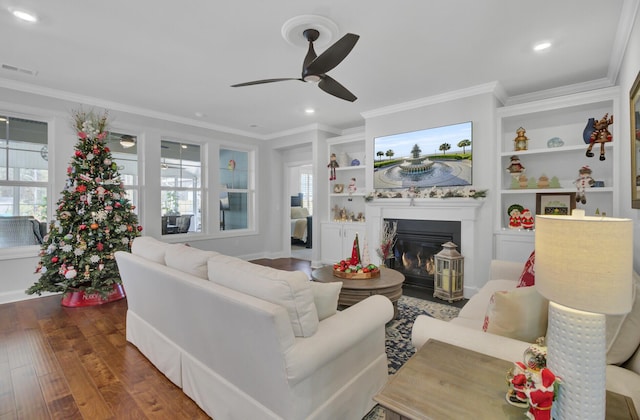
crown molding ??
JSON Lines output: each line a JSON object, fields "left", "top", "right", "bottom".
{"left": 504, "top": 78, "right": 614, "bottom": 106}
{"left": 262, "top": 122, "right": 343, "bottom": 140}
{"left": 361, "top": 81, "right": 505, "bottom": 120}
{"left": 0, "top": 78, "right": 266, "bottom": 140}
{"left": 608, "top": 0, "right": 640, "bottom": 84}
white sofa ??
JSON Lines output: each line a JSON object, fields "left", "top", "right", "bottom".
{"left": 115, "top": 237, "right": 393, "bottom": 420}
{"left": 412, "top": 259, "right": 640, "bottom": 411}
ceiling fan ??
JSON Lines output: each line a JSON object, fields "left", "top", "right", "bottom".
{"left": 231, "top": 29, "right": 360, "bottom": 102}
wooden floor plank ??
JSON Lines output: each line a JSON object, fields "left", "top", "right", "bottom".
{"left": 0, "top": 258, "right": 316, "bottom": 419}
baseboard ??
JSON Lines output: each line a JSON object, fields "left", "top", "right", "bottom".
{"left": 0, "top": 290, "right": 60, "bottom": 305}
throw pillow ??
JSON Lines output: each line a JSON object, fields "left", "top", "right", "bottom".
{"left": 483, "top": 286, "right": 548, "bottom": 343}
{"left": 164, "top": 244, "right": 219, "bottom": 279}
{"left": 291, "top": 206, "right": 309, "bottom": 219}
{"left": 310, "top": 281, "right": 342, "bottom": 320}
{"left": 517, "top": 251, "right": 536, "bottom": 287}
{"left": 208, "top": 254, "right": 319, "bottom": 337}
{"left": 131, "top": 236, "right": 170, "bottom": 264}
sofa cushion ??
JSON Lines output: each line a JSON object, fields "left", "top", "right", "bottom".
{"left": 164, "top": 244, "right": 219, "bottom": 279}
{"left": 517, "top": 251, "right": 535, "bottom": 287}
{"left": 482, "top": 286, "right": 548, "bottom": 343}
{"left": 131, "top": 236, "right": 170, "bottom": 264}
{"left": 606, "top": 272, "right": 640, "bottom": 365}
{"left": 457, "top": 279, "right": 517, "bottom": 321}
{"left": 310, "top": 281, "right": 341, "bottom": 321}
{"left": 208, "top": 254, "right": 319, "bottom": 337}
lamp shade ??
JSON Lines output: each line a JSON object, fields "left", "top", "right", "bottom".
{"left": 535, "top": 210, "right": 633, "bottom": 315}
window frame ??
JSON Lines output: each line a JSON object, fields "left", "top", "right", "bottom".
{"left": 0, "top": 110, "right": 53, "bottom": 258}
{"left": 217, "top": 143, "right": 256, "bottom": 236}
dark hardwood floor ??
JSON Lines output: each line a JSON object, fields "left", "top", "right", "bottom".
{"left": 0, "top": 258, "right": 462, "bottom": 419}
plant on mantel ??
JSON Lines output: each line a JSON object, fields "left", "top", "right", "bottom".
{"left": 365, "top": 186, "right": 488, "bottom": 201}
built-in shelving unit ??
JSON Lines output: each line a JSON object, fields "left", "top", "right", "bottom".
{"left": 494, "top": 87, "right": 620, "bottom": 262}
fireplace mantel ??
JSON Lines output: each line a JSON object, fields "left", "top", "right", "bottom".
{"left": 366, "top": 198, "right": 485, "bottom": 297}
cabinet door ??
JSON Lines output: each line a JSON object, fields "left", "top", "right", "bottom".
{"left": 320, "top": 223, "right": 344, "bottom": 264}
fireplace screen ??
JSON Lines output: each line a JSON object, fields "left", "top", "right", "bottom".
{"left": 385, "top": 219, "right": 461, "bottom": 291}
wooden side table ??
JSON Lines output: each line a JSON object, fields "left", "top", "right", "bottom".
{"left": 311, "top": 266, "right": 404, "bottom": 318}
{"left": 374, "top": 339, "right": 638, "bottom": 420}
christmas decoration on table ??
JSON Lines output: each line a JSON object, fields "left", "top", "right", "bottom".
{"left": 327, "top": 152, "right": 339, "bottom": 180}
{"left": 574, "top": 165, "right": 595, "bottom": 204}
{"left": 26, "top": 110, "right": 142, "bottom": 305}
{"left": 585, "top": 113, "right": 613, "bottom": 161}
{"left": 505, "top": 338, "right": 561, "bottom": 420}
{"left": 332, "top": 234, "right": 380, "bottom": 278}
{"left": 514, "top": 127, "right": 529, "bottom": 151}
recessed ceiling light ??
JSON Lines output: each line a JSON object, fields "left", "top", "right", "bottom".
{"left": 533, "top": 41, "right": 552, "bottom": 52}
{"left": 305, "top": 108, "right": 315, "bottom": 114}
{"left": 10, "top": 9, "right": 38, "bottom": 23}
{"left": 181, "top": 144, "right": 188, "bottom": 149}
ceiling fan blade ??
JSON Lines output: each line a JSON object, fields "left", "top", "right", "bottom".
{"left": 318, "top": 75, "right": 357, "bottom": 102}
{"left": 306, "top": 33, "right": 359, "bottom": 75}
{"left": 231, "top": 78, "right": 302, "bottom": 87}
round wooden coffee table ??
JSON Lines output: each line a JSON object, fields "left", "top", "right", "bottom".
{"left": 311, "top": 266, "right": 405, "bottom": 318}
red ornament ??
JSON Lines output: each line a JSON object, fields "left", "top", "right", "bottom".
{"left": 93, "top": 147, "right": 100, "bottom": 155}
{"left": 79, "top": 224, "right": 87, "bottom": 230}
{"left": 76, "top": 184, "right": 87, "bottom": 193}
{"left": 137, "top": 225, "right": 143, "bottom": 232}
{"left": 104, "top": 147, "right": 110, "bottom": 153}
{"left": 51, "top": 256, "right": 59, "bottom": 263}
{"left": 114, "top": 202, "right": 122, "bottom": 208}
{"left": 96, "top": 242, "right": 104, "bottom": 251}
{"left": 75, "top": 150, "right": 84, "bottom": 158}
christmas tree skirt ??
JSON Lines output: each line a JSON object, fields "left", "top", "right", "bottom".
{"left": 61, "top": 283, "right": 126, "bottom": 307}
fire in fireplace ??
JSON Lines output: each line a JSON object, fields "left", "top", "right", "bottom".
{"left": 384, "top": 218, "right": 461, "bottom": 292}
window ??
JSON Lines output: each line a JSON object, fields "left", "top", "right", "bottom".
{"left": 300, "top": 166, "right": 313, "bottom": 215}
{"left": 106, "top": 132, "right": 139, "bottom": 214}
{"left": 161, "top": 140, "right": 202, "bottom": 235}
{"left": 219, "top": 148, "right": 253, "bottom": 231}
{"left": 0, "top": 115, "right": 49, "bottom": 247}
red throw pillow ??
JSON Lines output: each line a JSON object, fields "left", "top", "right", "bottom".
{"left": 517, "top": 251, "right": 535, "bottom": 287}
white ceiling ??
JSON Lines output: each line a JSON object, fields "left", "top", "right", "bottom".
{"left": 0, "top": 0, "right": 637, "bottom": 139}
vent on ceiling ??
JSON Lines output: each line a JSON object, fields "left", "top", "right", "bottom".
{"left": 1, "top": 63, "right": 38, "bottom": 76}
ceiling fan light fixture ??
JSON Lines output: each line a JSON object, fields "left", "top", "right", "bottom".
{"left": 303, "top": 75, "right": 321, "bottom": 83}
{"left": 119, "top": 135, "right": 136, "bottom": 148}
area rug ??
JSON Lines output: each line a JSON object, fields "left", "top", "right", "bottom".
{"left": 363, "top": 295, "right": 461, "bottom": 420}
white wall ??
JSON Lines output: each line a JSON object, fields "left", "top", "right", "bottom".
{"left": 617, "top": 5, "right": 640, "bottom": 273}
{"left": 363, "top": 90, "right": 498, "bottom": 290}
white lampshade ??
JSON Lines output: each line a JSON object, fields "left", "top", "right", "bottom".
{"left": 535, "top": 209, "right": 633, "bottom": 315}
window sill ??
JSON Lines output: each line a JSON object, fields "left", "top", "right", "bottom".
{"left": 0, "top": 245, "right": 40, "bottom": 261}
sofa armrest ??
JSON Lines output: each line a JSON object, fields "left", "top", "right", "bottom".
{"left": 285, "top": 294, "right": 393, "bottom": 384}
{"left": 490, "top": 259, "right": 524, "bottom": 282}
{"left": 411, "top": 315, "right": 530, "bottom": 363}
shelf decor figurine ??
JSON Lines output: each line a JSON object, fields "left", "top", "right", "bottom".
{"left": 507, "top": 204, "right": 524, "bottom": 229}
{"left": 574, "top": 165, "right": 595, "bottom": 204}
{"left": 585, "top": 113, "right": 613, "bottom": 160}
{"left": 327, "top": 153, "right": 339, "bottom": 180}
{"left": 514, "top": 127, "right": 529, "bottom": 151}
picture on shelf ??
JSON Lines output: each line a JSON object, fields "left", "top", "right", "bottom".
{"left": 373, "top": 121, "right": 472, "bottom": 190}
{"left": 535, "top": 192, "right": 576, "bottom": 216}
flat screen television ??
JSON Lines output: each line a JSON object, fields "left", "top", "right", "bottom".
{"left": 373, "top": 121, "right": 472, "bottom": 190}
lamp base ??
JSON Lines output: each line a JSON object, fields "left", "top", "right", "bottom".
{"left": 546, "top": 301, "right": 606, "bottom": 420}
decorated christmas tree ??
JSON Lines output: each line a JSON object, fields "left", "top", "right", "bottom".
{"left": 27, "top": 110, "right": 142, "bottom": 304}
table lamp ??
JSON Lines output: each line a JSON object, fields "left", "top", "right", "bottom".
{"left": 535, "top": 209, "right": 633, "bottom": 420}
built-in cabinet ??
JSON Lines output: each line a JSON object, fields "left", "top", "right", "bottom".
{"left": 321, "top": 133, "right": 367, "bottom": 263}
{"left": 320, "top": 222, "right": 367, "bottom": 264}
{"left": 494, "top": 87, "right": 620, "bottom": 262}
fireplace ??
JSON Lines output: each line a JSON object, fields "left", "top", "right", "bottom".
{"left": 384, "top": 219, "right": 461, "bottom": 292}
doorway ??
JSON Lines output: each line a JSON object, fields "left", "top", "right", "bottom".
{"left": 289, "top": 164, "right": 313, "bottom": 260}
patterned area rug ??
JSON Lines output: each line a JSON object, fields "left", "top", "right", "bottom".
{"left": 363, "top": 295, "right": 461, "bottom": 420}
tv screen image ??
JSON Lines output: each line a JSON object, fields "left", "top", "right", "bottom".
{"left": 373, "top": 121, "right": 472, "bottom": 190}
